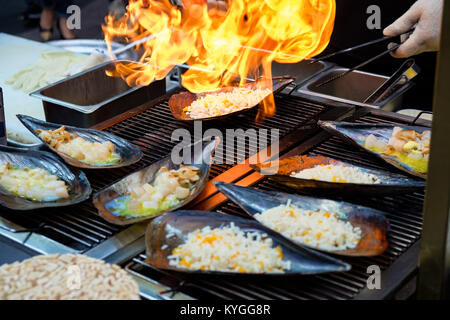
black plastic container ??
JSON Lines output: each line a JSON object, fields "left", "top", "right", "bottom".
{"left": 30, "top": 61, "right": 166, "bottom": 128}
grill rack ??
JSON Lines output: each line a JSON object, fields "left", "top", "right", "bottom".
{"left": 0, "top": 87, "right": 429, "bottom": 299}
{"left": 120, "top": 112, "right": 426, "bottom": 300}
{"left": 0, "top": 93, "right": 332, "bottom": 258}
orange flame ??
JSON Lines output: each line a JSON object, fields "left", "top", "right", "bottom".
{"left": 103, "top": 0, "right": 335, "bottom": 119}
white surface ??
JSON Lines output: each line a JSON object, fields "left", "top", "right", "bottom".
{"left": 0, "top": 33, "right": 77, "bottom": 144}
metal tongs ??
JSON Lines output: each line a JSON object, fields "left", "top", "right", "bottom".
{"left": 364, "top": 58, "right": 420, "bottom": 104}
{"left": 313, "top": 30, "right": 415, "bottom": 87}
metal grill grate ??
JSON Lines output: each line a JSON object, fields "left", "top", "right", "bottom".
{"left": 104, "top": 95, "right": 326, "bottom": 175}
{"left": 0, "top": 94, "right": 326, "bottom": 253}
{"left": 122, "top": 112, "right": 425, "bottom": 300}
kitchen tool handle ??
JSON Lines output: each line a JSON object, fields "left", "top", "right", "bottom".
{"left": 314, "top": 43, "right": 402, "bottom": 88}
{"left": 310, "top": 36, "right": 394, "bottom": 64}
{"left": 310, "top": 29, "right": 414, "bottom": 64}
{"left": 364, "top": 58, "right": 419, "bottom": 104}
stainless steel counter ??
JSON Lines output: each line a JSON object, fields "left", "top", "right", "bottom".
{"left": 0, "top": 235, "right": 35, "bottom": 264}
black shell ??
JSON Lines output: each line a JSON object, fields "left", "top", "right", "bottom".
{"left": 145, "top": 210, "right": 351, "bottom": 275}
{"left": 251, "top": 155, "right": 425, "bottom": 195}
{"left": 92, "top": 137, "right": 220, "bottom": 225}
{"left": 169, "top": 76, "right": 295, "bottom": 121}
{"left": 214, "top": 182, "right": 389, "bottom": 257}
{"left": 17, "top": 114, "right": 143, "bottom": 169}
{"left": 0, "top": 146, "right": 91, "bottom": 210}
{"left": 318, "top": 121, "right": 430, "bottom": 179}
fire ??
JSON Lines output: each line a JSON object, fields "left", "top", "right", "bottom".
{"left": 103, "top": 0, "right": 335, "bottom": 119}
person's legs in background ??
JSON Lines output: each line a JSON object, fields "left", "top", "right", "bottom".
{"left": 39, "top": 0, "right": 54, "bottom": 41}
{"left": 39, "top": 0, "right": 75, "bottom": 41}
{"left": 54, "top": 0, "right": 75, "bottom": 40}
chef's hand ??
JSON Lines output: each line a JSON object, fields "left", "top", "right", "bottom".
{"left": 383, "top": 0, "right": 443, "bottom": 58}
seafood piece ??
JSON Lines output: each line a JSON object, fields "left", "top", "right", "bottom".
{"left": 0, "top": 146, "right": 91, "bottom": 210}
{"left": 0, "top": 162, "right": 69, "bottom": 202}
{"left": 108, "top": 165, "right": 200, "bottom": 217}
{"left": 146, "top": 210, "right": 351, "bottom": 275}
{"left": 17, "top": 115, "right": 143, "bottom": 169}
{"left": 369, "top": 127, "right": 430, "bottom": 156}
{"left": 93, "top": 137, "right": 219, "bottom": 225}
{"left": 318, "top": 121, "right": 431, "bottom": 179}
{"left": 364, "top": 127, "right": 430, "bottom": 175}
{"left": 252, "top": 155, "right": 425, "bottom": 195}
{"left": 365, "top": 134, "right": 387, "bottom": 150}
{"left": 168, "top": 223, "right": 290, "bottom": 273}
{"left": 36, "top": 126, "right": 120, "bottom": 165}
{"left": 214, "top": 182, "right": 389, "bottom": 256}
{"left": 169, "top": 76, "right": 295, "bottom": 121}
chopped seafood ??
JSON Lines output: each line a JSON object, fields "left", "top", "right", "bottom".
{"left": 184, "top": 87, "right": 272, "bottom": 119}
{"left": 36, "top": 126, "right": 120, "bottom": 165}
{"left": 106, "top": 165, "right": 200, "bottom": 217}
{"left": 317, "top": 121, "right": 430, "bottom": 179}
{"left": 94, "top": 137, "right": 219, "bottom": 225}
{"left": 365, "top": 127, "right": 430, "bottom": 174}
{"left": 254, "top": 201, "right": 362, "bottom": 251}
{"left": 18, "top": 114, "right": 143, "bottom": 169}
{"left": 291, "top": 163, "right": 381, "bottom": 184}
{"left": 0, "top": 162, "right": 69, "bottom": 201}
{"left": 168, "top": 222, "right": 290, "bottom": 273}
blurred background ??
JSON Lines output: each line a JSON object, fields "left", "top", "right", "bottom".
{"left": 0, "top": 0, "right": 437, "bottom": 110}
{"left": 0, "top": 0, "right": 124, "bottom": 40}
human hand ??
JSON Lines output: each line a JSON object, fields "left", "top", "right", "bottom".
{"left": 383, "top": 0, "right": 443, "bottom": 58}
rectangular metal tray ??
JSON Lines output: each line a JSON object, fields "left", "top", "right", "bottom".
{"left": 296, "top": 67, "right": 415, "bottom": 111}
{"left": 30, "top": 61, "right": 166, "bottom": 128}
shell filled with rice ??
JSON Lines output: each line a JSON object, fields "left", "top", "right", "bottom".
{"left": 185, "top": 88, "right": 271, "bottom": 119}
{"left": 168, "top": 223, "right": 290, "bottom": 273}
{"left": 254, "top": 201, "right": 362, "bottom": 251}
{"left": 251, "top": 155, "right": 425, "bottom": 195}
{"left": 291, "top": 164, "right": 381, "bottom": 184}
{"left": 146, "top": 210, "right": 352, "bottom": 274}
{"left": 214, "top": 182, "right": 390, "bottom": 256}
{"left": 168, "top": 76, "right": 296, "bottom": 121}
